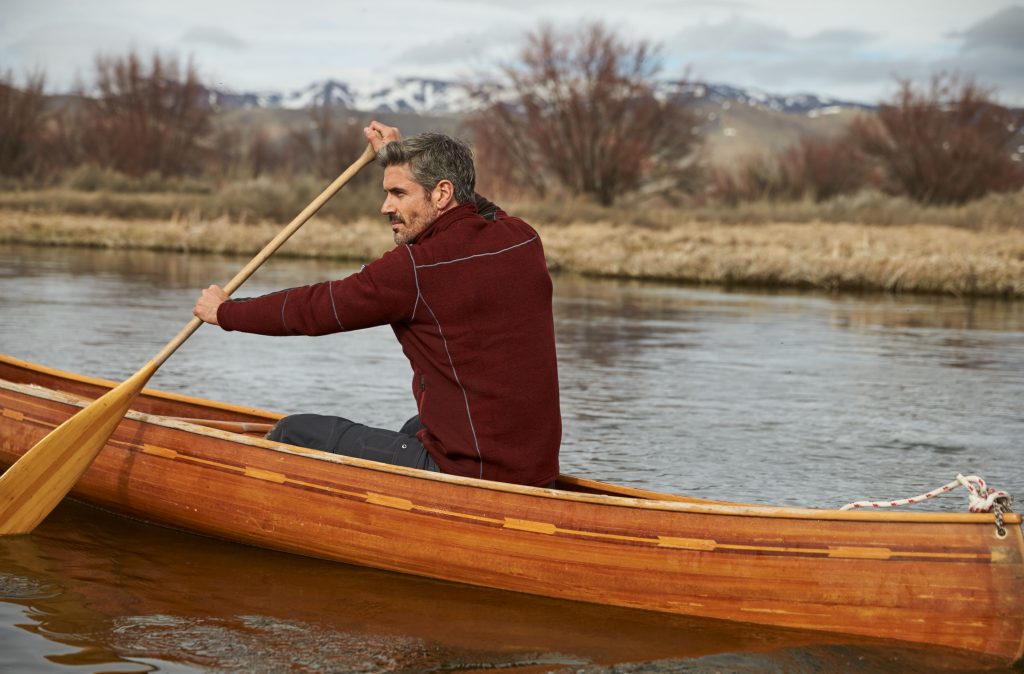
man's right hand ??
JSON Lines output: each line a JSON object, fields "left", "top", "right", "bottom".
{"left": 364, "top": 120, "right": 401, "bottom": 153}
{"left": 193, "top": 284, "right": 229, "bottom": 326}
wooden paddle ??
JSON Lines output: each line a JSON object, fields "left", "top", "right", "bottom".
{"left": 0, "top": 142, "right": 378, "bottom": 535}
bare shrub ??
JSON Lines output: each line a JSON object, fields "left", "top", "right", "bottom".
{"left": 468, "top": 21, "right": 701, "bottom": 206}
{"left": 247, "top": 128, "right": 283, "bottom": 179}
{"left": 712, "top": 134, "right": 872, "bottom": 204}
{"left": 710, "top": 152, "right": 785, "bottom": 204}
{"left": 284, "top": 105, "right": 369, "bottom": 180}
{"left": 779, "top": 135, "right": 873, "bottom": 201}
{"left": 850, "top": 74, "right": 1024, "bottom": 205}
{"left": 77, "top": 51, "right": 212, "bottom": 178}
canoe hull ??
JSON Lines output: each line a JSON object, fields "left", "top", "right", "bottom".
{"left": 1, "top": 355, "right": 1022, "bottom": 665}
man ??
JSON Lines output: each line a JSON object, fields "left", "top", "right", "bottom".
{"left": 193, "top": 121, "right": 561, "bottom": 487}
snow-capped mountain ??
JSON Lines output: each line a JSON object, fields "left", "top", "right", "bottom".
{"left": 207, "top": 77, "right": 872, "bottom": 116}
{"left": 664, "top": 81, "right": 873, "bottom": 114}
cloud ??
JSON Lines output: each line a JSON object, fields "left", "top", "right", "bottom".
{"left": 670, "top": 16, "right": 792, "bottom": 53}
{"left": 669, "top": 16, "right": 882, "bottom": 55}
{"left": 801, "top": 29, "right": 877, "bottom": 50}
{"left": 940, "top": 5, "right": 1024, "bottom": 103}
{"left": 180, "top": 25, "right": 247, "bottom": 50}
{"left": 391, "top": 26, "right": 520, "bottom": 71}
{"left": 951, "top": 5, "right": 1024, "bottom": 53}
{"left": 661, "top": 11, "right": 1024, "bottom": 105}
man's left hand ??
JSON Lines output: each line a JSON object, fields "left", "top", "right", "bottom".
{"left": 364, "top": 120, "right": 401, "bottom": 153}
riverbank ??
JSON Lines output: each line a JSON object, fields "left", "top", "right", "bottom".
{"left": 1, "top": 209, "right": 1021, "bottom": 298}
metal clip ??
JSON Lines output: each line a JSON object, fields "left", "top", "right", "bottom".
{"left": 991, "top": 495, "right": 1013, "bottom": 538}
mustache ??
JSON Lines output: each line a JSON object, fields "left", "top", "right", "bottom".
{"left": 387, "top": 213, "right": 404, "bottom": 225}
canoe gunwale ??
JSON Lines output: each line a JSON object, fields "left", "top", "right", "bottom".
{"left": 0, "top": 353, "right": 285, "bottom": 422}
{"left": 2, "top": 374, "right": 1019, "bottom": 528}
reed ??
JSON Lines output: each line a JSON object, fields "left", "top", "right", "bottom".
{"left": 1, "top": 209, "right": 1021, "bottom": 298}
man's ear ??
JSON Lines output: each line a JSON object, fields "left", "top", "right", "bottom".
{"left": 433, "top": 180, "right": 456, "bottom": 210}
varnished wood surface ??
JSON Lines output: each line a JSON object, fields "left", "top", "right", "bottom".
{"left": 1, "top": 354, "right": 1022, "bottom": 664}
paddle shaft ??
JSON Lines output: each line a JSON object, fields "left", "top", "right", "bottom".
{"left": 0, "top": 143, "right": 378, "bottom": 534}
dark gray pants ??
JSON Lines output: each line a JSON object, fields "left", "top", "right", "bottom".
{"left": 266, "top": 414, "right": 441, "bottom": 472}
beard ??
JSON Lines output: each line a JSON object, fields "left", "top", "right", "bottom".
{"left": 390, "top": 200, "right": 439, "bottom": 245}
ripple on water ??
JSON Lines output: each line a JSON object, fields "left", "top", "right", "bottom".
{"left": 0, "top": 573, "right": 61, "bottom": 601}
{"left": 109, "top": 614, "right": 586, "bottom": 673}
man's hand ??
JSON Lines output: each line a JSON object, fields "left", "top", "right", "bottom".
{"left": 364, "top": 120, "right": 401, "bottom": 153}
{"left": 193, "top": 285, "right": 229, "bottom": 326}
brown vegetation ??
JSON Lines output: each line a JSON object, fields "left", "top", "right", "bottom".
{"left": 4, "top": 40, "right": 1022, "bottom": 212}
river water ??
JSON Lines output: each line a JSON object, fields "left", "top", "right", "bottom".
{"left": 1, "top": 243, "right": 1022, "bottom": 672}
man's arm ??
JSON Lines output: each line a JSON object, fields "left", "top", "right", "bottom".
{"left": 192, "top": 247, "right": 418, "bottom": 335}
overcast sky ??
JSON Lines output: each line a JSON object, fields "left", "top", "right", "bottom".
{"left": 2, "top": 0, "right": 1022, "bottom": 105}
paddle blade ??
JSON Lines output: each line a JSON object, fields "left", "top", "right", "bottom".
{"left": 0, "top": 370, "right": 150, "bottom": 535}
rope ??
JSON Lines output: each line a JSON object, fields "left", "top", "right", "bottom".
{"left": 840, "top": 473, "right": 1013, "bottom": 513}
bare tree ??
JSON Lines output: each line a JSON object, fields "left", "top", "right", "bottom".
{"left": 0, "top": 70, "right": 47, "bottom": 176}
{"left": 850, "top": 74, "right": 1024, "bottom": 204}
{"left": 78, "top": 51, "right": 212, "bottom": 177}
{"left": 469, "top": 22, "right": 700, "bottom": 206}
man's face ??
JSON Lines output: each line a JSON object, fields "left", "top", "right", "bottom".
{"left": 381, "top": 164, "right": 438, "bottom": 245}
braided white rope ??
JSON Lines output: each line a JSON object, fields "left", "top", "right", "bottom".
{"left": 840, "top": 473, "right": 1011, "bottom": 512}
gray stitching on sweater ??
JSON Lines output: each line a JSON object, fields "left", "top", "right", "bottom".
{"left": 421, "top": 295, "right": 483, "bottom": 478}
{"left": 327, "top": 280, "right": 345, "bottom": 330}
{"left": 280, "top": 290, "right": 291, "bottom": 332}
{"left": 404, "top": 244, "right": 423, "bottom": 321}
{"left": 415, "top": 236, "right": 537, "bottom": 269}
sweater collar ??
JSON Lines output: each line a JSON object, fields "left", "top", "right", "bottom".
{"left": 411, "top": 202, "right": 478, "bottom": 244}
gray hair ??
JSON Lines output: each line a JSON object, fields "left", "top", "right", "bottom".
{"left": 377, "top": 132, "right": 476, "bottom": 204}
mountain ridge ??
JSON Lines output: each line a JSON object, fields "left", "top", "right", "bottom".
{"left": 205, "top": 76, "right": 875, "bottom": 117}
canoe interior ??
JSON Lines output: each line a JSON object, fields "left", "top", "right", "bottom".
{"left": 0, "top": 354, "right": 721, "bottom": 505}
{"left": 2, "top": 352, "right": 1021, "bottom": 518}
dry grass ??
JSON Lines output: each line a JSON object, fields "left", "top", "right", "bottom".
{"left": 0, "top": 210, "right": 394, "bottom": 260}
{"left": 0, "top": 178, "right": 381, "bottom": 224}
{"left": 512, "top": 189, "right": 1024, "bottom": 230}
{"left": 1, "top": 208, "right": 1021, "bottom": 298}
{"left": 539, "top": 220, "right": 1024, "bottom": 297}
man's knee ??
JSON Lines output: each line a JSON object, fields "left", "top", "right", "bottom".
{"left": 265, "top": 413, "right": 350, "bottom": 450}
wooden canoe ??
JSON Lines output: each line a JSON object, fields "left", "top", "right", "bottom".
{"left": 1, "top": 353, "right": 1021, "bottom": 665}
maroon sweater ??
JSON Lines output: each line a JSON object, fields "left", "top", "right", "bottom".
{"left": 217, "top": 203, "right": 561, "bottom": 486}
